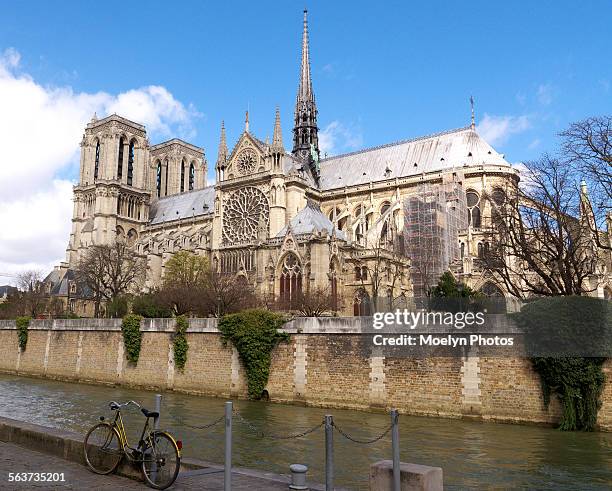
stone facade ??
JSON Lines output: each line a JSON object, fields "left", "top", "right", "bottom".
{"left": 48, "top": 10, "right": 612, "bottom": 317}
{"left": 49, "top": 11, "right": 533, "bottom": 317}
{"left": 0, "top": 318, "right": 609, "bottom": 430}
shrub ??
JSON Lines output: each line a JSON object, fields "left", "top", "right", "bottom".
{"left": 173, "top": 315, "right": 189, "bottom": 372}
{"left": 16, "top": 316, "right": 30, "bottom": 352}
{"left": 218, "top": 309, "right": 289, "bottom": 399}
{"left": 132, "top": 293, "right": 172, "bottom": 318}
{"left": 513, "top": 296, "right": 610, "bottom": 431}
{"left": 107, "top": 296, "right": 129, "bottom": 318}
{"left": 121, "top": 314, "right": 142, "bottom": 364}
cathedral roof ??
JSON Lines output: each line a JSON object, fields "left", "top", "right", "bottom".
{"left": 318, "top": 126, "right": 510, "bottom": 191}
{"left": 276, "top": 201, "right": 346, "bottom": 239}
{"left": 149, "top": 186, "right": 215, "bottom": 225}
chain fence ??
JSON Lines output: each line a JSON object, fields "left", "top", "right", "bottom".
{"left": 332, "top": 420, "right": 393, "bottom": 444}
{"left": 167, "top": 407, "right": 392, "bottom": 443}
{"left": 155, "top": 397, "right": 402, "bottom": 491}
{"left": 170, "top": 413, "right": 226, "bottom": 431}
{"left": 232, "top": 408, "right": 325, "bottom": 440}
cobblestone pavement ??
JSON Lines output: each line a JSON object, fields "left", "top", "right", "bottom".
{"left": 0, "top": 441, "right": 302, "bottom": 490}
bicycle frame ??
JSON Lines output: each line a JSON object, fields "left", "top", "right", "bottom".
{"left": 109, "top": 409, "right": 153, "bottom": 462}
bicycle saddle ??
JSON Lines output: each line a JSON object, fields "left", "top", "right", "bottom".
{"left": 141, "top": 407, "right": 159, "bottom": 419}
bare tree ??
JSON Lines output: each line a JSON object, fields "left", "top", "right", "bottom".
{"left": 16, "top": 270, "right": 47, "bottom": 317}
{"left": 76, "top": 242, "right": 146, "bottom": 317}
{"left": 482, "top": 155, "right": 598, "bottom": 298}
{"left": 200, "top": 272, "right": 258, "bottom": 317}
{"left": 158, "top": 251, "right": 257, "bottom": 317}
{"left": 352, "top": 235, "right": 407, "bottom": 312}
{"left": 280, "top": 285, "right": 337, "bottom": 317}
{"left": 561, "top": 116, "right": 612, "bottom": 249}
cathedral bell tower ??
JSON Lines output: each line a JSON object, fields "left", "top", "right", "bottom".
{"left": 66, "top": 114, "right": 151, "bottom": 267}
{"left": 292, "top": 9, "right": 320, "bottom": 176}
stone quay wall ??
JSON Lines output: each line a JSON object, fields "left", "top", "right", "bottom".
{"left": 0, "top": 318, "right": 610, "bottom": 430}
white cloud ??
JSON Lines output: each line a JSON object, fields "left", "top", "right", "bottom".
{"left": 0, "top": 180, "right": 73, "bottom": 279}
{"left": 537, "top": 83, "right": 554, "bottom": 105}
{"left": 0, "top": 48, "right": 200, "bottom": 279}
{"left": 319, "top": 121, "right": 363, "bottom": 157}
{"left": 477, "top": 114, "right": 531, "bottom": 146}
{"left": 528, "top": 138, "right": 541, "bottom": 150}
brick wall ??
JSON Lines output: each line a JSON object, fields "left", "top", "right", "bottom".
{"left": 0, "top": 318, "right": 609, "bottom": 431}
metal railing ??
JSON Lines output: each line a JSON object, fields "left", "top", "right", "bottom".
{"left": 157, "top": 394, "right": 403, "bottom": 491}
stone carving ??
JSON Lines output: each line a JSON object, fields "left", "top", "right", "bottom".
{"left": 222, "top": 187, "right": 269, "bottom": 244}
{"left": 236, "top": 149, "right": 258, "bottom": 175}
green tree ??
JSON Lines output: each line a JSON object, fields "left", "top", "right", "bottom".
{"left": 164, "top": 251, "right": 209, "bottom": 286}
{"left": 132, "top": 292, "right": 172, "bottom": 318}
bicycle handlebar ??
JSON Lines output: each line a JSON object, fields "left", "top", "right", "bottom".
{"left": 109, "top": 400, "right": 141, "bottom": 411}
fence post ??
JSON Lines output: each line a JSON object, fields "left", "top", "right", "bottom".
{"left": 154, "top": 394, "right": 162, "bottom": 430}
{"left": 391, "top": 409, "right": 400, "bottom": 491}
{"left": 324, "top": 414, "right": 334, "bottom": 491}
{"left": 224, "top": 401, "right": 233, "bottom": 491}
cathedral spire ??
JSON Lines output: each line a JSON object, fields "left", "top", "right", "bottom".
{"left": 470, "top": 95, "right": 476, "bottom": 130}
{"left": 299, "top": 9, "right": 313, "bottom": 102}
{"left": 216, "top": 120, "right": 227, "bottom": 166}
{"left": 272, "top": 107, "right": 284, "bottom": 149}
{"left": 292, "top": 9, "right": 319, "bottom": 163}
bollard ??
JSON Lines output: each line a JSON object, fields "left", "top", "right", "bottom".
{"left": 225, "top": 401, "right": 233, "bottom": 491}
{"left": 391, "top": 409, "right": 400, "bottom": 491}
{"left": 324, "top": 415, "right": 333, "bottom": 491}
{"left": 154, "top": 394, "right": 162, "bottom": 431}
{"left": 289, "top": 463, "right": 308, "bottom": 490}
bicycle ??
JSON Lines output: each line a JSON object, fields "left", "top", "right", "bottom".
{"left": 83, "top": 400, "right": 181, "bottom": 489}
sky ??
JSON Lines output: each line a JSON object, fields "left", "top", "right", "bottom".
{"left": 0, "top": 0, "right": 611, "bottom": 282}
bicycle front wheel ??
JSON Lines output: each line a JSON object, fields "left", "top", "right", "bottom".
{"left": 141, "top": 431, "right": 181, "bottom": 490}
{"left": 83, "top": 422, "right": 123, "bottom": 474}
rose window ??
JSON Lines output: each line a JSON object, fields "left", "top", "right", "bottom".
{"left": 222, "top": 187, "right": 269, "bottom": 244}
{"left": 236, "top": 150, "right": 258, "bottom": 175}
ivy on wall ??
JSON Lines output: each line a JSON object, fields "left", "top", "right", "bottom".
{"left": 121, "top": 314, "right": 142, "bottom": 364}
{"left": 218, "top": 309, "right": 289, "bottom": 400}
{"left": 173, "top": 315, "right": 189, "bottom": 372}
{"left": 16, "top": 316, "right": 30, "bottom": 352}
{"left": 513, "top": 296, "right": 610, "bottom": 431}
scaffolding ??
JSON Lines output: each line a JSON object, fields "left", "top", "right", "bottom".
{"left": 403, "top": 174, "right": 467, "bottom": 298}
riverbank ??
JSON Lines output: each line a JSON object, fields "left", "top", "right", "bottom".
{"left": 0, "top": 416, "right": 329, "bottom": 490}
{"left": 0, "top": 317, "right": 610, "bottom": 431}
{"left": 1, "top": 373, "right": 611, "bottom": 489}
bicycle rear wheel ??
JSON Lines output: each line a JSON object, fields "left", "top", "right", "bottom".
{"left": 83, "top": 422, "right": 123, "bottom": 474}
{"left": 141, "top": 431, "right": 181, "bottom": 490}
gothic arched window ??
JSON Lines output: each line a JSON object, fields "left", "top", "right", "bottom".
{"left": 466, "top": 190, "right": 481, "bottom": 228}
{"left": 156, "top": 161, "right": 162, "bottom": 198}
{"left": 353, "top": 289, "right": 372, "bottom": 316}
{"left": 380, "top": 202, "right": 391, "bottom": 241}
{"left": 189, "top": 162, "right": 195, "bottom": 191}
{"left": 180, "top": 160, "right": 185, "bottom": 193}
{"left": 117, "top": 136, "right": 125, "bottom": 179}
{"left": 127, "top": 140, "right": 135, "bottom": 186}
{"left": 94, "top": 139, "right": 100, "bottom": 180}
{"left": 279, "top": 253, "right": 302, "bottom": 307}
{"left": 164, "top": 159, "right": 169, "bottom": 196}
{"left": 479, "top": 281, "right": 506, "bottom": 313}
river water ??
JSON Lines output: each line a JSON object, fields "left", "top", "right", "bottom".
{"left": 0, "top": 374, "right": 610, "bottom": 490}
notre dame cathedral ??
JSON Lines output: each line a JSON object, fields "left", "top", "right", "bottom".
{"left": 54, "top": 10, "right": 522, "bottom": 316}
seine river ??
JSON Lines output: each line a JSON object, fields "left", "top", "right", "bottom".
{"left": 0, "top": 374, "right": 610, "bottom": 490}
